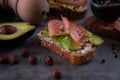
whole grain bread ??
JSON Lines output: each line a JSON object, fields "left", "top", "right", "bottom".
{"left": 83, "top": 16, "right": 120, "bottom": 41}
{"left": 48, "top": 7, "right": 87, "bottom": 20}
{"left": 37, "top": 29, "right": 96, "bottom": 65}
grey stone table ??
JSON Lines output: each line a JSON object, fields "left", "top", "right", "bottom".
{"left": 0, "top": 2, "right": 120, "bottom": 80}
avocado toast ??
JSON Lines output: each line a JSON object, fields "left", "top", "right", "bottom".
{"left": 48, "top": 0, "right": 87, "bottom": 19}
{"left": 37, "top": 16, "right": 104, "bottom": 64}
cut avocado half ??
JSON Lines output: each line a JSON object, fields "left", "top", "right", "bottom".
{"left": 0, "top": 22, "right": 36, "bottom": 48}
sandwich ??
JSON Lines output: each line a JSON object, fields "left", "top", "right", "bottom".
{"left": 37, "top": 16, "right": 104, "bottom": 64}
{"left": 47, "top": 0, "right": 87, "bottom": 20}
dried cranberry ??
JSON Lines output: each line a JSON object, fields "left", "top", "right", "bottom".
{"left": 9, "top": 54, "right": 20, "bottom": 65}
{"left": 0, "top": 55, "right": 8, "bottom": 64}
{"left": 28, "top": 56, "right": 37, "bottom": 65}
{"left": 52, "top": 70, "right": 61, "bottom": 79}
{"left": 21, "top": 48, "right": 30, "bottom": 57}
{"left": 101, "top": 58, "right": 106, "bottom": 63}
{"left": 44, "top": 56, "right": 54, "bottom": 65}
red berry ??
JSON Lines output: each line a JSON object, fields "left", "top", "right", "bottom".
{"left": 9, "top": 54, "right": 20, "bottom": 65}
{"left": 21, "top": 48, "right": 30, "bottom": 57}
{"left": 101, "top": 58, "right": 106, "bottom": 63}
{"left": 44, "top": 56, "right": 54, "bottom": 65}
{"left": 52, "top": 70, "right": 61, "bottom": 79}
{"left": 28, "top": 56, "right": 37, "bottom": 65}
{"left": 0, "top": 55, "right": 8, "bottom": 64}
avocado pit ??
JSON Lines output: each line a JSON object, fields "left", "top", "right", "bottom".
{"left": 0, "top": 25, "right": 17, "bottom": 35}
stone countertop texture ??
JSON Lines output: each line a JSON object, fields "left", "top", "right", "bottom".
{"left": 0, "top": 1, "right": 120, "bottom": 80}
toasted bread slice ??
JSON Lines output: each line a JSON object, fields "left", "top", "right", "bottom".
{"left": 47, "top": 0, "right": 87, "bottom": 20}
{"left": 48, "top": 7, "right": 87, "bottom": 20}
{"left": 37, "top": 29, "right": 96, "bottom": 64}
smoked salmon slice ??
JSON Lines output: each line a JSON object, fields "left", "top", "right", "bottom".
{"left": 69, "top": 22, "right": 88, "bottom": 46}
{"left": 48, "top": 16, "right": 88, "bottom": 45}
{"left": 61, "top": 16, "right": 70, "bottom": 33}
{"left": 61, "top": 16, "right": 88, "bottom": 45}
{"left": 48, "top": 19, "right": 69, "bottom": 37}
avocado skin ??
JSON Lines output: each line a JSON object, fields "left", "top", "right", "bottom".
{"left": 0, "top": 28, "right": 35, "bottom": 48}
{"left": 0, "top": 29, "right": 35, "bottom": 48}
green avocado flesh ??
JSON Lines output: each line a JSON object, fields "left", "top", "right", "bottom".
{"left": 61, "top": 36, "right": 81, "bottom": 51}
{"left": 42, "top": 28, "right": 50, "bottom": 37}
{"left": 43, "top": 29, "right": 104, "bottom": 51}
{"left": 85, "top": 30, "right": 104, "bottom": 46}
{"left": 48, "top": 0, "right": 75, "bottom": 10}
{"left": 89, "top": 35, "right": 104, "bottom": 46}
{"left": 0, "top": 22, "right": 35, "bottom": 40}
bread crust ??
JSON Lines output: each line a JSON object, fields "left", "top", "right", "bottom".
{"left": 37, "top": 30, "right": 96, "bottom": 65}
{"left": 83, "top": 16, "right": 120, "bottom": 41}
{"left": 48, "top": 7, "right": 87, "bottom": 20}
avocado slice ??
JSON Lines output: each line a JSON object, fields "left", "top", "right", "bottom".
{"left": 85, "top": 30, "right": 104, "bottom": 46}
{"left": 42, "top": 28, "right": 103, "bottom": 51}
{"left": 42, "top": 28, "right": 50, "bottom": 38}
{"left": 61, "top": 36, "right": 81, "bottom": 51}
{"left": 53, "top": 36, "right": 64, "bottom": 44}
{"left": 0, "top": 22, "right": 35, "bottom": 48}
{"left": 48, "top": 0, "right": 75, "bottom": 10}
{"left": 89, "top": 35, "right": 104, "bottom": 46}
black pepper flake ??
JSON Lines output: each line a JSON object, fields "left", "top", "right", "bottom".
{"left": 113, "top": 50, "right": 117, "bottom": 54}
{"left": 111, "top": 43, "right": 115, "bottom": 47}
{"left": 78, "top": 34, "right": 81, "bottom": 36}
{"left": 114, "top": 54, "right": 118, "bottom": 58}
{"left": 112, "top": 47, "right": 115, "bottom": 50}
{"left": 61, "top": 29, "right": 64, "bottom": 32}
{"left": 41, "top": 32, "right": 43, "bottom": 35}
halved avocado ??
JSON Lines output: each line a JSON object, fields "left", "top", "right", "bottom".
{"left": 0, "top": 22, "right": 36, "bottom": 48}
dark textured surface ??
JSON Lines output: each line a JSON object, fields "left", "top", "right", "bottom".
{"left": 0, "top": 1, "right": 120, "bottom": 80}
